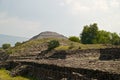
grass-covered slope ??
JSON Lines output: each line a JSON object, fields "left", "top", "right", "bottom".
{"left": 7, "top": 38, "right": 108, "bottom": 56}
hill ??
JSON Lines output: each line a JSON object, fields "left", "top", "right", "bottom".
{"left": 0, "top": 34, "right": 28, "bottom": 47}
{"left": 9, "top": 38, "right": 108, "bottom": 56}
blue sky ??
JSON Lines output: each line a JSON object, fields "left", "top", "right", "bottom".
{"left": 0, "top": 0, "right": 120, "bottom": 38}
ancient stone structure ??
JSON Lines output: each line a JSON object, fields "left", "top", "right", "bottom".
{"left": 4, "top": 60, "right": 120, "bottom": 80}
{"left": 0, "top": 48, "right": 120, "bottom": 80}
{"left": 30, "top": 31, "right": 68, "bottom": 40}
{"left": 0, "top": 50, "right": 9, "bottom": 62}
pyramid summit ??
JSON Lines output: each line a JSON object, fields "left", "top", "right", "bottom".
{"left": 30, "top": 31, "right": 68, "bottom": 40}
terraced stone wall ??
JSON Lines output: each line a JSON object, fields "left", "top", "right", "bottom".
{"left": 49, "top": 48, "right": 120, "bottom": 60}
{"left": 7, "top": 61, "right": 120, "bottom": 80}
{"left": 99, "top": 48, "right": 120, "bottom": 60}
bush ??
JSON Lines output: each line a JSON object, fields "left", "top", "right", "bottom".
{"left": 48, "top": 40, "right": 60, "bottom": 51}
{"left": 69, "top": 36, "right": 80, "bottom": 43}
{"left": 15, "top": 42, "right": 22, "bottom": 46}
{"left": 2, "top": 43, "right": 11, "bottom": 49}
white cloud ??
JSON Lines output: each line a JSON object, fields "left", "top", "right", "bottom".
{"left": 110, "top": 0, "right": 120, "bottom": 8}
{"left": 64, "top": 0, "right": 73, "bottom": 4}
{"left": 60, "top": 0, "right": 90, "bottom": 15}
{"left": 60, "top": 0, "right": 120, "bottom": 15}
{"left": 93, "top": 0, "right": 109, "bottom": 10}
{"left": 58, "top": 0, "right": 120, "bottom": 35}
{"left": 71, "top": 1, "right": 90, "bottom": 14}
{"left": 0, "top": 12, "right": 41, "bottom": 37}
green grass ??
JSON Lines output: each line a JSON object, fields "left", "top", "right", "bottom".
{"left": 6, "top": 38, "right": 51, "bottom": 54}
{"left": 55, "top": 46, "right": 69, "bottom": 50}
{"left": 0, "top": 69, "right": 32, "bottom": 80}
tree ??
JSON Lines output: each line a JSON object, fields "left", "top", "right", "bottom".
{"left": 97, "top": 30, "right": 111, "bottom": 44}
{"left": 81, "top": 23, "right": 120, "bottom": 45}
{"left": 81, "top": 25, "right": 89, "bottom": 44}
{"left": 2, "top": 43, "right": 11, "bottom": 49}
{"left": 81, "top": 23, "right": 98, "bottom": 44}
{"left": 69, "top": 36, "right": 80, "bottom": 43}
{"left": 48, "top": 40, "right": 60, "bottom": 51}
{"left": 111, "top": 33, "right": 120, "bottom": 45}
{"left": 97, "top": 31, "right": 120, "bottom": 45}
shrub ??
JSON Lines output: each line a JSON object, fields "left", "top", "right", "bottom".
{"left": 48, "top": 40, "right": 60, "bottom": 51}
{"left": 2, "top": 43, "right": 11, "bottom": 49}
{"left": 15, "top": 42, "right": 22, "bottom": 46}
{"left": 69, "top": 36, "right": 80, "bottom": 43}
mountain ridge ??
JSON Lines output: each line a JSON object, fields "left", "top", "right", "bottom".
{"left": 0, "top": 34, "right": 28, "bottom": 47}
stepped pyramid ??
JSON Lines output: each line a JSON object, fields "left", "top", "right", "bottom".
{"left": 30, "top": 31, "right": 68, "bottom": 40}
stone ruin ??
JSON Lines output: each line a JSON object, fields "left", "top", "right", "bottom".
{"left": 0, "top": 48, "right": 120, "bottom": 80}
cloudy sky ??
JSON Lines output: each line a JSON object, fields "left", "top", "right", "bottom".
{"left": 0, "top": 0, "right": 120, "bottom": 38}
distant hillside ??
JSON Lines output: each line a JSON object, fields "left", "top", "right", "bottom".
{"left": 30, "top": 31, "right": 68, "bottom": 40}
{"left": 0, "top": 34, "right": 28, "bottom": 47}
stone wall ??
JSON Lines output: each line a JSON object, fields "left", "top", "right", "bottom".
{"left": 8, "top": 61, "right": 120, "bottom": 80}
{"left": 99, "top": 48, "right": 120, "bottom": 60}
{"left": 0, "top": 50, "right": 9, "bottom": 62}
{"left": 8, "top": 48, "right": 120, "bottom": 61}
{"left": 1, "top": 48, "right": 120, "bottom": 80}
{"left": 66, "top": 49, "right": 100, "bottom": 60}
{"left": 48, "top": 48, "right": 120, "bottom": 60}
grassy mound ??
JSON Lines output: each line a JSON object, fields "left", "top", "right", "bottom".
{"left": 7, "top": 38, "right": 108, "bottom": 55}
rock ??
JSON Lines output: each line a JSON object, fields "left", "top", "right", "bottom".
{"left": 10, "top": 64, "right": 30, "bottom": 77}
{"left": 0, "top": 50, "right": 9, "bottom": 62}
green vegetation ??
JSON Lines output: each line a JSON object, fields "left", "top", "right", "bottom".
{"left": 111, "top": 33, "right": 120, "bottom": 45}
{"left": 81, "top": 23, "right": 98, "bottom": 44}
{"left": 55, "top": 46, "right": 69, "bottom": 50}
{"left": 2, "top": 43, "right": 11, "bottom": 49}
{"left": 15, "top": 42, "right": 22, "bottom": 47}
{"left": 81, "top": 23, "right": 120, "bottom": 45}
{"left": 0, "top": 69, "right": 34, "bottom": 80}
{"left": 69, "top": 36, "right": 80, "bottom": 43}
{"left": 55, "top": 41, "right": 107, "bottom": 50}
{"left": 48, "top": 40, "right": 60, "bottom": 51}
{"left": 97, "top": 30, "right": 111, "bottom": 44}
{"left": 6, "top": 38, "right": 52, "bottom": 54}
